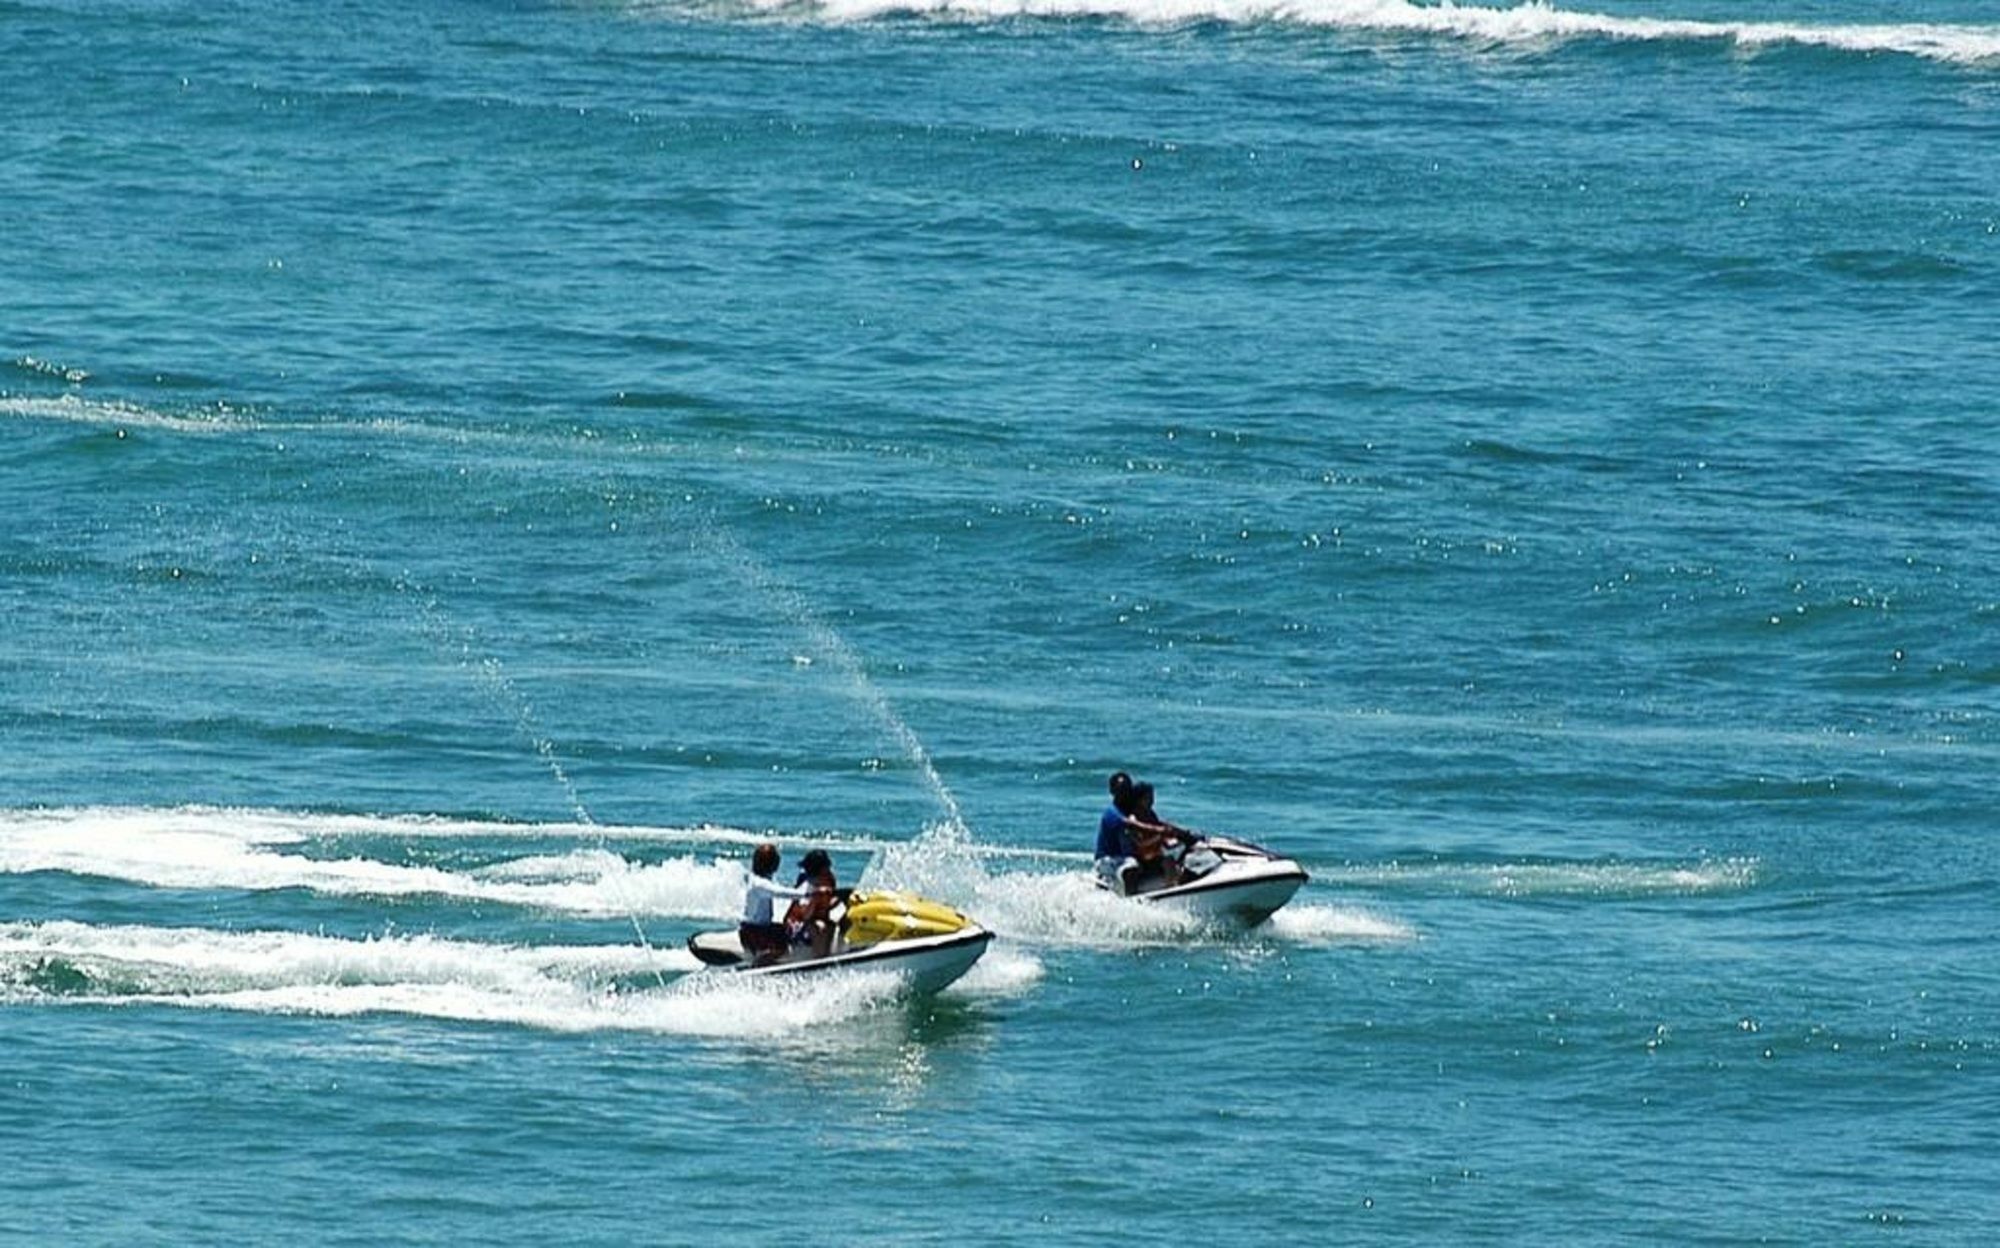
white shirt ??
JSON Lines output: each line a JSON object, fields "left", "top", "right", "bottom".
{"left": 741, "top": 873, "right": 810, "bottom": 924}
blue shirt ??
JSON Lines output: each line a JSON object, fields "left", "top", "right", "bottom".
{"left": 1096, "top": 806, "right": 1131, "bottom": 859}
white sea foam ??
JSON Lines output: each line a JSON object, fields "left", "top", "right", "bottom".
{"left": 0, "top": 393, "right": 255, "bottom": 434}
{"left": 0, "top": 919, "right": 695, "bottom": 988}
{"left": 1266, "top": 902, "right": 1416, "bottom": 943}
{"left": 0, "top": 919, "right": 930, "bottom": 1037}
{"left": 0, "top": 807, "right": 1108, "bottom": 914}
{"left": 853, "top": 819, "right": 1136, "bottom": 944}
{"left": 1324, "top": 856, "right": 1758, "bottom": 897}
{"left": 156, "top": 968, "right": 915, "bottom": 1038}
{"left": 0, "top": 806, "right": 746, "bottom": 918}
{"left": 0, "top": 806, "right": 1418, "bottom": 949}
{"left": 4, "top": 804, "right": 902, "bottom": 852}
{"left": 0, "top": 391, "right": 550, "bottom": 451}
{"left": 861, "top": 818, "right": 1414, "bottom": 947}
{"left": 970, "top": 872, "right": 1418, "bottom": 947}
{"left": 660, "top": 0, "right": 2000, "bottom": 65}
{"left": 10, "top": 356, "right": 90, "bottom": 383}
{"left": 971, "top": 867, "right": 1220, "bottom": 946}
{"left": 946, "top": 941, "right": 1048, "bottom": 996}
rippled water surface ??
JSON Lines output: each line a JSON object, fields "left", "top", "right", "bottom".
{"left": 4, "top": 0, "right": 1998, "bottom": 1241}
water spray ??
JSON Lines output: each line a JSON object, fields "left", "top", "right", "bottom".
{"left": 691, "top": 523, "right": 968, "bottom": 835}
{"left": 401, "top": 577, "right": 670, "bottom": 989}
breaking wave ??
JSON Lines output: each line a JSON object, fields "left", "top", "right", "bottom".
{"left": 631, "top": 0, "right": 2000, "bottom": 65}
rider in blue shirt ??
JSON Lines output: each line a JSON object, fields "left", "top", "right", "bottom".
{"left": 1097, "top": 795, "right": 1134, "bottom": 859}
{"left": 1096, "top": 772, "right": 1197, "bottom": 894}
{"left": 1100, "top": 771, "right": 1195, "bottom": 894}
{"left": 1094, "top": 771, "right": 1139, "bottom": 892}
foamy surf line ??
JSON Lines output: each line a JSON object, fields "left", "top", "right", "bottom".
{"left": 691, "top": 0, "right": 2000, "bottom": 64}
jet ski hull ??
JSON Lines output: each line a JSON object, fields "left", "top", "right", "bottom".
{"left": 1106, "top": 836, "right": 1309, "bottom": 926}
{"left": 1132, "top": 857, "right": 1307, "bottom": 926}
{"left": 686, "top": 925, "right": 994, "bottom": 996}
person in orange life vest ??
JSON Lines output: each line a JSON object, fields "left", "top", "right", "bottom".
{"left": 1126, "top": 780, "right": 1191, "bottom": 886}
{"left": 1096, "top": 771, "right": 1182, "bottom": 894}
{"left": 786, "top": 848, "right": 838, "bottom": 958}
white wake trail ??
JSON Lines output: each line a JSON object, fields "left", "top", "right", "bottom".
{"left": 0, "top": 920, "right": 946, "bottom": 1037}
{"left": 0, "top": 807, "right": 748, "bottom": 918}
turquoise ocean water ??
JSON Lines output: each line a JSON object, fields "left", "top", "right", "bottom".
{"left": 4, "top": 0, "right": 1998, "bottom": 1241}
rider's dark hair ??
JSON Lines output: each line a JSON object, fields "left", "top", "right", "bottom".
{"left": 1109, "top": 771, "right": 1136, "bottom": 815}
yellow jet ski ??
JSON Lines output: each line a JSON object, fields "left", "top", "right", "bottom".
{"left": 686, "top": 889, "right": 993, "bottom": 995}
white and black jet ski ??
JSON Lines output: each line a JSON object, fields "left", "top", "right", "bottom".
{"left": 1099, "top": 835, "right": 1308, "bottom": 926}
{"left": 686, "top": 890, "right": 993, "bottom": 996}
